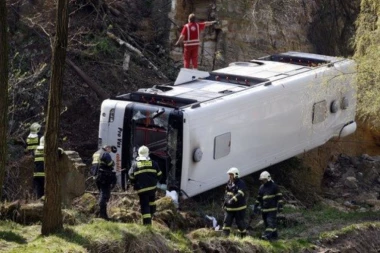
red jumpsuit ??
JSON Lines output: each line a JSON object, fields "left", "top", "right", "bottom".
{"left": 180, "top": 22, "right": 206, "bottom": 69}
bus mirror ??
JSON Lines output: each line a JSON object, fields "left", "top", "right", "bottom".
{"left": 152, "top": 108, "right": 165, "bottom": 119}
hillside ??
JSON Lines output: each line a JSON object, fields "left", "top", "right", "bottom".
{"left": 2, "top": 0, "right": 380, "bottom": 252}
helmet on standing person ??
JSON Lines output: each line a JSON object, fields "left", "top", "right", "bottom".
{"left": 227, "top": 167, "right": 239, "bottom": 179}
{"left": 30, "top": 122, "right": 41, "bottom": 133}
{"left": 138, "top": 145, "right": 149, "bottom": 158}
{"left": 259, "top": 171, "right": 271, "bottom": 181}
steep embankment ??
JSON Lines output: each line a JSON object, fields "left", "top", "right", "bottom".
{"left": 3, "top": 0, "right": 380, "bottom": 251}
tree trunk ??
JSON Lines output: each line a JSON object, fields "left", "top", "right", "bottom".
{"left": 0, "top": 0, "right": 9, "bottom": 198}
{"left": 41, "top": 0, "right": 69, "bottom": 235}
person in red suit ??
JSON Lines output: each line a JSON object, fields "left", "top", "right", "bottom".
{"left": 175, "top": 13, "right": 216, "bottom": 69}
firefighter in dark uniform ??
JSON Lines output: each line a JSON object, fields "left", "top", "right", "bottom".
{"left": 253, "top": 171, "right": 283, "bottom": 240}
{"left": 91, "top": 145, "right": 117, "bottom": 220}
{"left": 33, "top": 136, "right": 45, "bottom": 199}
{"left": 222, "top": 167, "right": 247, "bottom": 237}
{"left": 33, "top": 136, "right": 64, "bottom": 199}
{"left": 129, "top": 145, "right": 162, "bottom": 225}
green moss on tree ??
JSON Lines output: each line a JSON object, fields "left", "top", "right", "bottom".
{"left": 354, "top": 0, "right": 380, "bottom": 125}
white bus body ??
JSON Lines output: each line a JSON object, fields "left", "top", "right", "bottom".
{"left": 98, "top": 52, "right": 357, "bottom": 197}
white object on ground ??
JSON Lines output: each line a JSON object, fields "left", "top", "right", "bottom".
{"left": 165, "top": 190, "right": 179, "bottom": 208}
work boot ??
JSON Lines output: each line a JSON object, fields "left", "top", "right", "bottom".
{"left": 99, "top": 205, "right": 109, "bottom": 220}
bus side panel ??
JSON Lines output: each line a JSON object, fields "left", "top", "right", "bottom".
{"left": 180, "top": 62, "right": 356, "bottom": 197}
{"left": 181, "top": 86, "right": 280, "bottom": 197}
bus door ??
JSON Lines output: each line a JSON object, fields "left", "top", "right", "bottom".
{"left": 128, "top": 104, "right": 172, "bottom": 185}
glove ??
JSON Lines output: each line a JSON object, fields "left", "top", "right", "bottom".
{"left": 227, "top": 199, "right": 234, "bottom": 206}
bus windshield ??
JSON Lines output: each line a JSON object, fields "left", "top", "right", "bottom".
{"left": 131, "top": 104, "right": 172, "bottom": 161}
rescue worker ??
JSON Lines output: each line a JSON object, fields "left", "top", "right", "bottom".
{"left": 253, "top": 171, "right": 284, "bottom": 240}
{"left": 222, "top": 167, "right": 247, "bottom": 237}
{"left": 33, "top": 136, "right": 64, "bottom": 199}
{"left": 175, "top": 13, "right": 217, "bottom": 69}
{"left": 92, "top": 145, "right": 117, "bottom": 220}
{"left": 26, "top": 122, "right": 42, "bottom": 156}
{"left": 33, "top": 136, "right": 45, "bottom": 199}
{"left": 129, "top": 145, "right": 162, "bottom": 225}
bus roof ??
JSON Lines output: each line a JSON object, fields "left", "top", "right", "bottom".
{"left": 113, "top": 52, "right": 348, "bottom": 109}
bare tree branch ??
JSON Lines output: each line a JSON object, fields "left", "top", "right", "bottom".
{"left": 107, "top": 31, "right": 167, "bottom": 79}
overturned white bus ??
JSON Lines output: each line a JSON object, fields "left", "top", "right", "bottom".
{"left": 98, "top": 51, "right": 357, "bottom": 197}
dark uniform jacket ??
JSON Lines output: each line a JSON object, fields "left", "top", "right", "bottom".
{"left": 128, "top": 158, "right": 162, "bottom": 194}
{"left": 34, "top": 147, "right": 64, "bottom": 177}
{"left": 94, "top": 150, "right": 116, "bottom": 186}
{"left": 34, "top": 147, "right": 45, "bottom": 177}
{"left": 26, "top": 133, "right": 42, "bottom": 155}
{"left": 91, "top": 148, "right": 103, "bottom": 176}
{"left": 224, "top": 178, "right": 247, "bottom": 211}
{"left": 254, "top": 180, "right": 283, "bottom": 213}
{"left": 99, "top": 152, "right": 114, "bottom": 172}
{"left": 91, "top": 148, "right": 115, "bottom": 174}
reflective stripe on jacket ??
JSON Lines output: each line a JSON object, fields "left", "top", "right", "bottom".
{"left": 91, "top": 148, "right": 103, "bottom": 174}
{"left": 34, "top": 148, "right": 44, "bottom": 162}
{"left": 224, "top": 178, "right": 247, "bottom": 212}
{"left": 254, "top": 180, "right": 283, "bottom": 213}
{"left": 26, "top": 136, "right": 39, "bottom": 150}
{"left": 92, "top": 149, "right": 102, "bottom": 165}
{"left": 33, "top": 172, "right": 45, "bottom": 177}
{"left": 34, "top": 147, "right": 45, "bottom": 177}
{"left": 183, "top": 23, "right": 200, "bottom": 47}
{"left": 129, "top": 158, "right": 162, "bottom": 194}
{"left": 99, "top": 151, "right": 114, "bottom": 171}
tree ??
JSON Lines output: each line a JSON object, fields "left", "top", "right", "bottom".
{"left": 41, "top": 0, "right": 69, "bottom": 235}
{"left": 354, "top": 0, "right": 380, "bottom": 126}
{"left": 0, "top": 0, "right": 9, "bottom": 199}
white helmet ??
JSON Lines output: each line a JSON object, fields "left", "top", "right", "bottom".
{"left": 30, "top": 122, "right": 41, "bottom": 133}
{"left": 259, "top": 171, "right": 271, "bottom": 181}
{"left": 227, "top": 167, "right": 239, "bottom": 178}
{"left": 38, "top": 136, "right": 45, "bottom": 148}
{"left": 138, "top": 145, "right": 149, "bottom": 158}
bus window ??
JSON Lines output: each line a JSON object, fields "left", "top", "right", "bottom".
{"left": 214, "top": 132, "right": 231, "bottom": 159}
{"left": 130, "top": 104, "right": 172, "bottom": 183}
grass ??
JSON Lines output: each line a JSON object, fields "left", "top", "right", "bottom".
{"left": 301, "top": 204, "right": 380, "bottom": 224}
{"left": 319, "top": 222, "right": 380, "bottom": 241}
{"left": 0, "top": 206, "right": 380, "bottom": 252}
{"left": 279, "top": 204, "right": 380, "bottom": 242}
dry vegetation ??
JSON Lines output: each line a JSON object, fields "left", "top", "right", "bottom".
{"left": 2, "top": 0, "right": 380, "bottom": 252}
{"left": 354, "top": 0, "right": 380, "bottom": 127}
